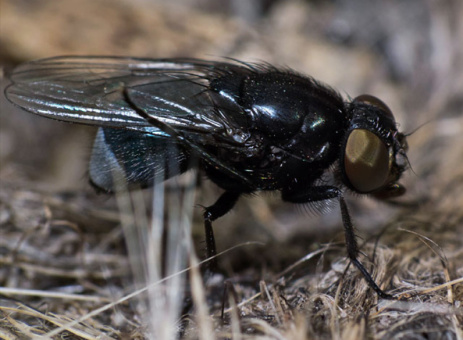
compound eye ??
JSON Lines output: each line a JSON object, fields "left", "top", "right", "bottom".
{"left": 344, "top": 129, "right": 390, "bottom": 193}
{"left": 353, "top": 94, "right": 394, "bottom": 121}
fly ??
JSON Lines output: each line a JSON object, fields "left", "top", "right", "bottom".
{"left": 5, "top": 56, "right": 409, "bottom": 299}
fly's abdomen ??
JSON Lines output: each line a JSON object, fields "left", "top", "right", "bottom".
{"left": 89, "top": 128, "right": 189, "bottom": 192}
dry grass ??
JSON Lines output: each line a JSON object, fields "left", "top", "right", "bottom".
{"left": 1, "top": 0, "right": 462, "bottom": 339}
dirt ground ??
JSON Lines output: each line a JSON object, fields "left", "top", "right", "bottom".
{"left": 0, "top": 0, "right": 462, "bottom": 339}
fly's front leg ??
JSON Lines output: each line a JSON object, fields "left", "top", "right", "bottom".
{"left": 203, "top": 191, "right": 241, "bottom": 271}
{"left": 338, "top": 196, "right": 393, "bottom": 299}
{"left": 282, "top": 186, "right": 393, "bottom": 299}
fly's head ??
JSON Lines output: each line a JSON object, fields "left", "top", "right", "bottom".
{"left": 341, "top": 94, "right": 409, "bottom": 199}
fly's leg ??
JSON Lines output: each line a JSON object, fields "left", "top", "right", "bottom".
{"left": 338, "top": 196, "right": 393, "bottom": 299}
{"left": 282, "top": 186, "right": 394, "bottom": 299}
{"left": 203, "top": 191, "right": 241, "bottom": 271}
{"left": 124, "top": 88, "right": 241, "bottom": 271}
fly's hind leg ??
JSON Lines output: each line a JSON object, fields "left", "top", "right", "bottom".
{"left": 203, "top": 191, "right": 241, "bottom": 272}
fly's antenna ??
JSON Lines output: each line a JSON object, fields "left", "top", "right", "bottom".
{"left": 401, "top": 148, "right": 416, "bottom": 176}
{"left": 401, "top": 119, "right": 435, "bottom": 176}
{"left": 404, "top": 119, "right": 435, "bottom": 137}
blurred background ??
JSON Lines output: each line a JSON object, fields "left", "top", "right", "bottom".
{"left": 0, "top": 0, "right": 462, "bottom": 338}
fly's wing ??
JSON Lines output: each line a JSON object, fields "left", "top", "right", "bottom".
{"left": 6, "top": 56, "right": 220, "bottom": 130}
{"left": 5, "top": 56, "right": 253, "bottom": 186}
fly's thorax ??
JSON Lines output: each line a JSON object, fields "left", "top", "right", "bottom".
{"left": 209, "top": 67, "right": 350, "bottom": 179}
{"left": 241, "top": 72, "right": 346, "bottom": 140}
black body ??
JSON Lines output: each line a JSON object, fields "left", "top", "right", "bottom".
{"left": 5, "top": 57, "right": 409, "bottom": 298}
{"left": 202, "top": 69, "right": 346, "bottom": 196}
